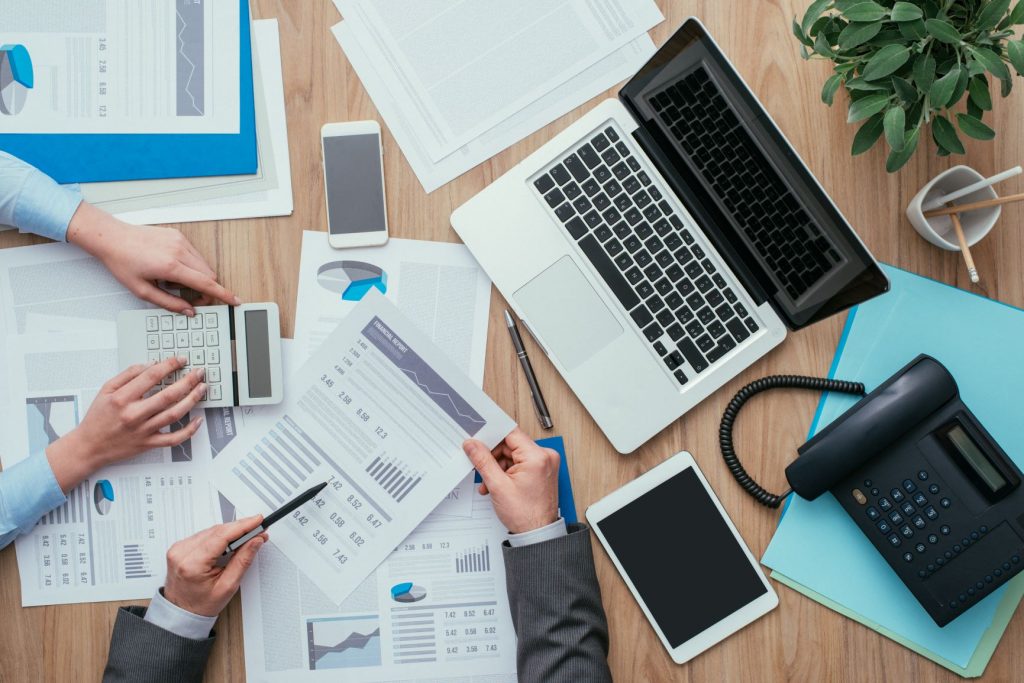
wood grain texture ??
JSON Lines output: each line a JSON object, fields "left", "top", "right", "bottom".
{"left": 2, "top": 1, "right": 1023, "bottom": 681}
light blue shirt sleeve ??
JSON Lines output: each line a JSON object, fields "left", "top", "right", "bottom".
{"left": 0, "top": 450, "right": 67, "bottom": 551}
{"left": 0, "top": 150, "right": 82, "bottom": 242}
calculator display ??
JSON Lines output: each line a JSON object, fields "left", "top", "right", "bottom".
{"left": 946, "top": 424, "right": 1007, "bottom": 494}
{"left": 244, "top": 309, "right": 273, "bottom": 398}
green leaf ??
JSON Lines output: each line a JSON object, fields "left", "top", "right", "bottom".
{"left": 838, "top": 20, "right": 883, "bottom": 49}
{"left": 843, "top": 2, "right": 888, "bottom": 21}
{"left": 1002, "top": 74, "right": 1014, "bottom": 96}
{"left": 847, "top": 77, "right": 890, "bottom": 91}
{"left": 792, "top": 19, "right": 813, "bottom": 47}
{"left": 848, "top": 93, "right": 891, "bottom": 122}
{"left": 932, "top": 115, "right": 965, "bottom": 154}
{"left": 898, "top": 18, "right": 928, "bottom": 40}
{"left": 886, "top": 126, "right": 920, "bottom": 172}
{"left": 968, "top": 76, "right": 993, "bottom": 110}
{"left": 890, "top": 2, "right": 924, "bottom": 21}
{"left": 950, "top": 67, "right": 970, "bottom": 107}
{"left": 802, "top": 0, "right": 834, "bottom": 34}
{"left": 884, "top": 106, "right": 907, "bottom": 151}
{"left": 892, "top": 76, "right": 920, "bottom": 103}
{"left": 913, "top": 53, "right": 936, "bottom": 91}
{"left": 956, "top": 113, "right": 997, "bottom": 140}
{"left": 970, "top": 46, "right": 1011, "bottom": 81}
{"left": 967, "top": 98, "right": 985, "bottom": 119}
{"left": 925, "top": 18, "right": 962, "bottom": 44}
{"left": 929, "top": 66, "right": 960, "bottom": 109}
{"left": 862, "top": 45, "right": 911, "bottom": 80}
{"left": 1008, "top": 40, "right": 1024, "bottom": 76}
{"left": 821, "top": 73, "right": 843, "bottom": 105}
{"left": 813, "top": 30, "right": 835, "bottom": 57}
{"left": 1011, "top": 0, "right": 1024, "bottom": 24}
{"left": 851, "top": 113, "right": 885, "bottom": 155}
{"left": 977, "top": 0, "right": 1012, "bottom": 31}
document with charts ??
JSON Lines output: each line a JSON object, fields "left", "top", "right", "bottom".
{"left": 0, "top": 0, "right": 239, "bottom": 134}
{"left": 211, "top": 291, "right": 515, "bottom": 604}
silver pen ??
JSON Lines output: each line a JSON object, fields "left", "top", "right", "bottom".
{"left": 504, "top": 309, "right": 553, "bottom": 430}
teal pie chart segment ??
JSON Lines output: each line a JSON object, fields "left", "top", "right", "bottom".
{"left": 317, "top": 261, "right": 388, "bottom": 302}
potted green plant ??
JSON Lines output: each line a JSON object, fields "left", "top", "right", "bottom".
{"left": 793, "top": 0, "right": 1024, "bottom": 171}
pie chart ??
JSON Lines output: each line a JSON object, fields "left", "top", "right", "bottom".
{"left": 390, "top": 582, "right": 426, "bottom": 603}
{"left": 0, "top": 44, "right": 33, "bottom": 116}
{"left": 317, "top": 261, "right": 388, "bottom": 301}
{"left": 94, "top": 480, "right": 115, "bottom": 515}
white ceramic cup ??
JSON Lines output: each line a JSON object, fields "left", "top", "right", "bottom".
{"left": 906, "top": 165, "right": 1001, "bottom": 251}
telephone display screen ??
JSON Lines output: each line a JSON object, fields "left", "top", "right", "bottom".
{"left": 596, "top": 467, "right": 767, "bottom": 647}
{"left": 946, "top": 424, "right": 1007, "bottom": 494}
{"left": 323, "top": 133, "right": 386, "bottom": 235}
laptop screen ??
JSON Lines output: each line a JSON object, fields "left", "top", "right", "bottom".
{"left": 619, "top": 20, "right": 888, "bottom": 329}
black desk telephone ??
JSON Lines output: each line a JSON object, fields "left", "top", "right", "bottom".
{"left": 720, "top": 355, "right": 1024, "bottom": 626}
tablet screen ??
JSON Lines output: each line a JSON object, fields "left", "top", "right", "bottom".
{"left": 596, "top": 467, "right": 767, "bottom": 647}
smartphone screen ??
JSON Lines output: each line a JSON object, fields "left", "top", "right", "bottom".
{"left": 323, "top": 133, "right": 386, "bottom": 235}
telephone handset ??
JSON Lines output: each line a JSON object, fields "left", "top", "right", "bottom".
{"left": 720, "top": 355, "right": 1024, "bottom": 626}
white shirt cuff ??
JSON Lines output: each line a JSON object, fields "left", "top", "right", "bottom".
{"left": 144, "top": 588, "right": 217, "bottom": 641}
{"left": 507, "top": 518, "right": 567, "bottom": 547}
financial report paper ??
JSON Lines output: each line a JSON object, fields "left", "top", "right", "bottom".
{"left": 212, "top": 292, "right": 515, "bottom": 604}
{"left": 0, "top": 0, "right": 240, "bottom": 134}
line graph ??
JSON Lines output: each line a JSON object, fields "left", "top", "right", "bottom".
{"left": 174, "top": 0, "right": 205, "bottom": 116}
{"left": 307, "top": 616, "right": 382, "bottom": 670}
{"left": 400, "top": 368, "right": 487, "bottom": 428}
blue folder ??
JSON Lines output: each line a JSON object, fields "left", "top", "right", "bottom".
{"left": 0, "top": 0, "right": 257, "bottom": 184}
{"left": 762, "top": 264, "right": 1024, "bottom": 667}
{"left": 474, "top": 435, "right": 578, "bottom": 524}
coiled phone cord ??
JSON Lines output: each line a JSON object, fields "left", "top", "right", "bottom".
{"left": 719, "top": 375, "right": 865, "bottom": 508}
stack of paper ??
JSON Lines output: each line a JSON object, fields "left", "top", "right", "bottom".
{"left": 762, "top": 265, "right": 1024, "bottom": 677}
{"left": 330, "top": 0, "right": 663, "bottom": 192}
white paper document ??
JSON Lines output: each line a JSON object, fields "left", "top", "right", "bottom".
{"left": 333, "top": 22, "right": 655, "bottom": 192}
{"left": 333, "top": 0, "right": 662, "bottom": 161}
{"left": 211, "top": 292, "right": 515, "bottom": 604}
{"left": 0, "top": 0, "right": 240, "bottom": 134}
{"left": 240, "top": 489, "right": 516, "bottom": 682}
{"left": 294, "top": 232, "right": 491, "bottom": 381}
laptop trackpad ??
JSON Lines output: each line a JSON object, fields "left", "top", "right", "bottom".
{"left": 513, "top": 256, "right": 623, "bottom": 372}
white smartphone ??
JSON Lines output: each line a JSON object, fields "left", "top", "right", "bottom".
{"left": 321, "top": 121, "right": 389, "bottom": 249}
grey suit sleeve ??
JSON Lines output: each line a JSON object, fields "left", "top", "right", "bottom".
{"left": 102, "top": 606, "right": 215, "bottom": 683}
{"left": 502, "top": 523, "right": 612, "bottom": 683}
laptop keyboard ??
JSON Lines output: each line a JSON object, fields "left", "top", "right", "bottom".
{"left": 532, "top": 124, "right": 760, "bottom": 385}
{"left": 649, "top": 66, "right": 841, "bottom": 301}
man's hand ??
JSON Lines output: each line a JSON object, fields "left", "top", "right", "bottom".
{"left": 463, "top": 427, "right": 560, "bottom": 534}
{"left": 67, "top": 202, "right": 240, "bottom": 315}
{"left": 164, "top": 516, "right": 268, "bottom": 618}
{"left": 46, "top": 357, "right": 206, "bottom": 493}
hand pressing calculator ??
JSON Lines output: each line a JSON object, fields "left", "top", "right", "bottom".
{"left": 117, "top": 303, "right": 284, "bottom": 408}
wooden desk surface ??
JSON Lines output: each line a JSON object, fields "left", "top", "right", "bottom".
{"left": 3, "top": 1, "right": 1023, "bottom": 680}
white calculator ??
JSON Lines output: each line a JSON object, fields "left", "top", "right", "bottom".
{"left": 116, "top": 303, "right": 284, "bottom": 408}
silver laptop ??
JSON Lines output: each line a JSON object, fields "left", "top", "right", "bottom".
{"left": 451, "top": 19, "right": 888, "bottom": 453}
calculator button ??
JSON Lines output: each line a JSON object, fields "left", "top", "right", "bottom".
{"left": 899, "top": 525, "right": 914, "bottom": 538}
{"left": 190, "top": 349, "right": 205, "bottom": 366}
{"left": 205, "top": 330, "right": 219, "bottom": 346}
{"left": 887, "top": 534, "right": 901, "bottom": 547}
{"left": 204, "top": 312, "right": 218, "bottom": 328}
{"left": 890, "top": 488, "right": 905, "bottom": 503}
{"left": 208, "top": 349, "right": 220, "bottom": 364}
{"left": 915, "top": 543, "right": 926, "bottom": 554}
{"left": 876, "top": 519, "right": 892, "bottom": 534}
{"left": 903, "top": 552, "right": 914, "bottom": 562}
{"left": 865, "top": 506, "right": 880, "bottom": 520}
{"left": 878, "top": 497, "right": 893, "bottom": 511}
{"left": 901, "top": 502, "right": 915, "bottom": 516}
{"left": 863, "top": 479, "right": 872, "bottom": 487}
{"left": 208, "top": 366, "right": 221, "bottom": 383}
{"left": 924, "top": 506, "right": 938, "bottom": 520}
{"left": 146, "top": 316, "right": 159, "bottom": 332}
{"left": 918, "top": 470, "right": 929, "bottom": 481}
{"left": 928, "top": 483, "right": 940, "bottom": 495}
{"left": 176, "top": 332, "right": 190, "bottom": 348}
{"left": 912, "top": 515, "right": 926, "bottom": 529}
{"left": 928, "top": 534, "right": 939, "bottom": 544}
{"left": 940, "top": 525, "right": 951, "bottom": 535}
{"left": 190, "top": 315, "right": 203, "bottom": 329}
{"left": 870, "top": 488, "right": 880, "bottom": 497}
{"left": 888, "top": 511, "right": 903, "bottom": 525}
{"left": 912, "top": 492, "right": 928, "bottom": 507}
{"left": 902, "top": 479, "right": 917, "bottom": 493}
{"left": 175, "top": 316, "right": 188, "bottom": 330}
{"left": 191, "top": 331, "right": 205, "bottom": 347}
{"left": 161, "top": 333, "right": 174, "bottom": 349}
{"left": 147, "top": 351, "right": 160, "bottom": 363}
{"left": 146, "top": 334, "right": 160, "bottom": 350}
{"left": 208, "top": 384, "right": 222, "bottom": 401}
{"left": 160, "top": 315, "right": 173, "bottom": 331}
{"left": 940, "top": 498, "right": 951, "bottom": 508}
{"left": 161, "top": 352, "right": 174, "bottom": 362}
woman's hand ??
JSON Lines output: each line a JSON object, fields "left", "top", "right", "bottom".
{"left": 46, "top": 357, "right": 207, "bottom": 493}
{"left": 66, "top": 202, "right": 240, "bottom": 315}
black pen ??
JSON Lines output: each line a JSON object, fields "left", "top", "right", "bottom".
{"left": 504, "top": 309, "right": 553, "bottom": 430}
{"left": 221, "top": 481, "right": 328, "bottom": 556}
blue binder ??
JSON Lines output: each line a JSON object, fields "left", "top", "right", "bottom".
{"left": 0, "top": 0, "right": 257, "bottom": 184}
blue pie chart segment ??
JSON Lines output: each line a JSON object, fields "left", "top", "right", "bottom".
{"left": 94, "top": 479, "right": 115, "bottom": 515}
{"left": 390, "top": 582, "right": 426, "bottom": 603}
{"left": 317, "top": 261, "right": 388, "bottom": 302}
{"left": 0, "top": 44, "right": 33, "bottom": 116}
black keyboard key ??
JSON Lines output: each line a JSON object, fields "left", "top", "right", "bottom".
{"left": 614, "top": 252, "right": 632, "bottom": 270}
{"left": 695, "top": 275, "right": 713, "bottom": 293}
{"left": 724, "top": 288, "right": 738, "bottom": 303}
{"left": 644, "top": 236, "right": 663, "bottom": 253}
{"left": 583, "top": 210, "right": 602, "bottom": 228}
{"left": 667, "top": 323, "right": 685, "bottom": 341}
{"left": 697, "top": 307, "right": 715, "bottom": 324}
{"left": 544, "top": 188, "right": 565, "bottom": 208}
{"left": 612, "top": 221, "right": 631, "bottom": 239}
{"left": 630, "top": 304, "right": 653, "bottom": 327}
{"left": 606, "top": 126, "right": 619, "bottom": 142}
{"left": 579, "top": 234, "right": 640, "bottom": 311}
{"left": 564, "top": 182, "right": 581, "bottom": 200}
{"left": 677, "top": 338, "right": 708, "bottom": 373}
{"left": 696, "top": 334, "right": 715, "bottom": 352}
{"left": 677, "top": 279, "right": 695, "bottom": 296}
{"left": 594, "top": 166, "right": 612, "bottom": 183}
{"left": 636, "top": 281, "right": 654, "bottom": 298}
{"left": 635, "top": 191, "right": 652, "bottom": 209}
{"left": 625, "top": 267, "right": 644, "bottom": 284}
{"left": 666, "top": 264, "right": 684, "bottom": 281}
{"left": 643, "top": 263, "right": 662, "bottom": 281}
{"left": 647, "top": 295, "right": 665, "bottom": 313}
{"left": 564, "top": 217, "right": 587, "bottom": 239}
{"left": 604, "top": 179, "right": 623, "bottom": 197}
{"left": 635, "top": 250, "right": 653, "bottom": 268}
{"left": 675, "top": 247, "right": 694, "bottom": 265}
{"left": 728, "top": 319, "right": 751, "bottom": 343}
{"left": 601, "top": 148, "right": 620, "bottom": 165}
{"left": 735, "top": 303, "right": 749, "bottom": 318}
{"left": 534, "top": 174, "right": 555, "bottom": 194}
{"left": 692, "top": 245, "right": 706, "bottom": 259}
{"left": 674, "top": 368, "right": 689, "bottom": 385}
{"left": 579, "top": 144, "right": 601, "bottom": 169}
{"left": 592, "top": 133, "right": 610, "bottom": 152}
{"left": 677, "top": 307, "right": 694, "bottom": 324}
{"left": 686, "top": 292, "right": 704, "bottom": 310}
{"left": 625, "top": 208, "right": 643, "bottom": 226}
{"left": 572, "top": 196, "right": 592, "bottom": 213}
{"left": 550, "top": 165, "right": 571, "bottom": 186}
{"left": 655, "top": 250, "right": 673, "bottom": 268}
{"left": 582, "top": 178, "right": 600, "bottom": 196}
{"left": 712, "top": 274, "right": 727, "bottom": 289}
{"left": 623, "top": 176, "right": 642, "bottom": 194}
{"left": 636, "top": 222, "right": 654, "bottom": 239}
{"left": 705, "top": 343, "right": 729, "bottom": 364}
{"left": 565, "top": 154, "right": 589, "bottom": 181}
{"left": 624, "top": 235, "right": 642, "bottom": 253}
{"left": 650, "top": 187, "right": 663, "bottom": 201}
{"left": 708, "top": 321, "right": 727, "bottom": 338}
{"left": 606, "top": 238, "right": 623, "bottom": 257}
{"left": 601, "top": 207, "right": 621, "bottom": 225}
{"left": 614, "top": 194, "right": 632, "bottom": 212}
{"left": 684, "top": 261, "right": 703, "bottom": 278}
{"left": 653, "top": 340, "right": 668, "bottom": 356}
{"left": 555, "top": 203, "right": 575, "bottom": 222}
{"left": 665, "top": 351, "right": 683, "bottom": 371}
{"left": 706, "top": 289, "right": 724, "bottom": 307}
{"left": 643, "top": 322, "right": 662, "bottom": 342}
{"left": 685, "top": 319, "right": 703, "bottom": 337}
{"left": 612, "top": 161, "right": 630, "bottom": 180}
{"left": 656, "top": 309, "right": 675, "bottom": 327}
{"left": 682, "top": 229, "right": 695, "bottom": 244}
{"left": 701, "top": 258, "right": 717, "bottom": 274}
{"left": 714, "top": 302, "right": 734, "bottom": 321}
{"left": 654, "top": 219, "right": 672, "bottom": 236}
{"left": 745, "top": 317, "right": 759, "bottom": 333}
{"left": 593, "top": 193, "right": 611, "bottom": 211}
{"left": 665, "top": 233, "right": 683, "bottom": 251}
{"left": 666, "top": 292, "right": 684, "bottom": 309}
{"left": 595, "top": 225, "right": 613, "bottom": 242}
{"left": 627, "top": 157, "right": 641, "bottom": 171}
{"left": 654, "top": 278, "right": 673, "bottom": 296}
{"left": 638, "top": 171, "right": 651, "bottom": 186}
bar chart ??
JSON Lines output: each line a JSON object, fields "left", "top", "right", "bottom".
{"left": 38, "top": 480, "right": 88, "bottom": 526}
{"left": 231, "top": 416, "right": 320, "bottom": 509}
{"left": 455, "top": 544, "right": 490, "bottom": 573}
{"left": 123, "top": 544, "right": 152, "bottom": 580}
{"left": 366, "top": 455, "right": 422, "bottom": 502}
